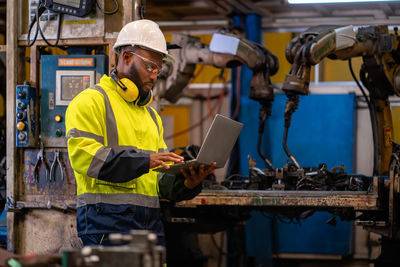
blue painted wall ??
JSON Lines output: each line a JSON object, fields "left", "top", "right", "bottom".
{"left": 229, "top": 12, "right": 356, "bottom": 265}
{"left": 244, "top": 93, "right": 356, "bottom": 263}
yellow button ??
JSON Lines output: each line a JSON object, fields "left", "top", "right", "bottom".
{"left": 55, "top": 115, "right": 62, "bottom": 122}
{"left": 17, "top": 121, "right": 25, "bottom": 131}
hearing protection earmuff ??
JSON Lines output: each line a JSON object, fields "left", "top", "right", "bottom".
{"left": 110, "top": 69, "right": 153, "bottom": 106}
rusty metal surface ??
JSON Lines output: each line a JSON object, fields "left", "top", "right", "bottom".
{"left": 8, "top": 200, "right": 77, "bottom": 213}
{"left": 23, "top": 149, "right": 76, "bottom": 201}
{"left": 176, "top": 190, "right": 380, "bottom": 210}
{"left": 6, "top": 149, "right": 81, "bottom": 254}
{"left": 17, "top": 210, "right": 81, "bottom": 254}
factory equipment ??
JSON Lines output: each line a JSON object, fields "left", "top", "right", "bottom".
{"left": 159, "top": 32, "right": 278, "bottom": 105}
{"left": 39, "top": 0, "right": 95, "bottom": 17}
{"left": 62, "top": 230, "right": 165, "bottom": 267}
{"left": 195, "top": 25, "right": 400, "bottom": 241}
{"left": 282, "top": 25, "right": 398, "bottom": 176}
{"left": 40, "top": 55, "right": 107, "bottom": 147}
{"left": 274, "top": 24, "right": 400, "bottom": 238}
{"left": 158, "top": 32, "right": 279, "bottom": 170}
{"left": 157, "top": 25, "right": 400, "bottom": 265}
{"left": 15, "top": 83, "right": 37, "bottom": 147}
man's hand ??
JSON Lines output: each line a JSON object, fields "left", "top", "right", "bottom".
{"left": 150, "top": 152, "right": 184, "bottom": 169}
{"left": 181, "top": 162, "right": 216, "bottom": 189}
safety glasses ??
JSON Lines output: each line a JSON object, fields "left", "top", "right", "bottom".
{"left": 128, "top": 51, "right": 162, "bottom": 75}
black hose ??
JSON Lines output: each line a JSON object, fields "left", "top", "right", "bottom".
{"left": 257, "top": 104, "right": 275, "bottom": 171}
{"left": 348, "top": 59, "right": 370, "bottom": 106}
{"left": 27, "top": 4, "right": 45, "bottom": 46}
{"left": 283, "top": 95, "right": 301, "bottom": 169}
{"left": 282, "top": 124, "right": 293, "bottom": 162}
{"left": 96, "top": 0, "right": 119, "bottom": 15}
{"left": 349, "top": 59, "right": 380, "bottom": 175}
{"left": 27, "top": 2, "right": 62, "bottom": 47}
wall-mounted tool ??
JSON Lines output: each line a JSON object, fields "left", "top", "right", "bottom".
{"left": 16, "top": 83, "right": 37, "bottom": 147}
{"left": 50, "top": 151, "right": 64, "bottom": 182}
{"left": 40, "top": 55, "right": 107, "bottom": 147}
{"left": 33, "top": 142, "right": 49, "bottom": 183}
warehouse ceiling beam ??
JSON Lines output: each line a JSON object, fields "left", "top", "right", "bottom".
{"left": 143, "top": 0, "right": 400, "bottom": 29}
{"left": 312, "top": 4, "right": 332, "bottom": 17}
{"left": 203, "top": 0, "right": 231, "bottom": 16}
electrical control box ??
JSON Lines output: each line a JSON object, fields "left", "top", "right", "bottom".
{"left": 16, "top": 84, "right": 37, "bottom": 147}
{"left": 40, "top": 55, "right": 107, "bottom": 147}
{"left": 25, "top": 0, "right": 105, "bottom": 40}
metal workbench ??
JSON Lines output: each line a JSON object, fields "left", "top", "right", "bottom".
{"left": 176, "top": 188, "right": 381, "bottom": 211}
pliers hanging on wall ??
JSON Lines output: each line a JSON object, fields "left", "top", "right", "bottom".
{"left": 50, "top": 151, "right": 64, "bottom": 182}
{"left": 33, "top": 143, "right": 49, "bottom": 183}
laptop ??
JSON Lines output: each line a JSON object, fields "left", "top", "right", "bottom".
{"left": 153, "top": 114, "right": 243, "bottom": 175}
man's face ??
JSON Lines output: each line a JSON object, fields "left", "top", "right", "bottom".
{"left": 125, "top": 47, "right": 163, "bottom": 94}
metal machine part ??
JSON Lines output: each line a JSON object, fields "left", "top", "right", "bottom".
{"left": 157, "top": 32, "right": 278, "bottom": 168}
{"left": 62, "top": 230, "right": 165, "bottom": 267}
{"left": 282, "top": 25, "right": 400, "bottom": 175}
{"left": 158, "top": 32, "right": 278, "bottom": 104}
{"left": 40, "top": 55, "right": 107, "bottom": 147}
{"left": 133, "top": 0, "right": 146, "bottom": 21}
{"left": 222, "top": 159, "right": 372, "bottom": 192}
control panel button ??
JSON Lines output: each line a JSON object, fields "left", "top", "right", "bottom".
{"left": 16, "top": 111, "right": 26, "bottom": 121}
{"left": 17, "top": 91, "right": 26, "bottom": 99}
{"left": 16, "top": 122, "right": 25, "bottom": 131}
{"left": 55, "top": 115, "right": 62, "bottom": 122}
{"left": 17, "top": 101, "right": 27, "bottom": 109}
{"left": 18, "top": 132, "right": 27, "bottom": 141}
{"left": 54, "top": 129, "right": 63, "bottom": 137}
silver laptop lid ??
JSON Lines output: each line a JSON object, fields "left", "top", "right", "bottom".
{"left": 196, "top": 114, "right": 243, "bottom": 168}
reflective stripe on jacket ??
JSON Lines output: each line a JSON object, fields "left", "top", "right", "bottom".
{"left": 67, "top": 75, "right": 167, "bottom": 198}
{"left": 66, "top": 75, "right": 176, "bottom": 237}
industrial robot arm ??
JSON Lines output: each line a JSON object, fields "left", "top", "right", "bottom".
{"left": 158, "top": 32, "right": 278, "bottom": 104}
{"left": 282, "top": 25, "right": 400, "bottom": 174}
{"left": 157, "top": 32, "right": 279, "bottom": 170}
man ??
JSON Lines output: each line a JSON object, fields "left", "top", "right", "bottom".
{"left": 65, "top": 19, "right": 215, "bottom": 246}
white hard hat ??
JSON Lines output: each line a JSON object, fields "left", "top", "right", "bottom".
{"left": 113, "top": 19, "right": 171, "bottom": 60}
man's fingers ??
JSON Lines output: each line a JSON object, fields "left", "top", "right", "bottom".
{"left": 198, "top": 165, "right": 205, "bottom": 177}
{"left": 153, "top": 160, "right": 170, "bottom": 169}
{"left": 180, "top": 168, "right": 189, "bottom": 178}
{"left": 165, "top": 153, "right": 184, "bottom": 161}
{"left": 160, "top": 161, "right": 170, "bottom": 169}
{"left": 159, "top": 153, "right": 184, "bottom": 163}
{"left": 150, "top": 152, "right": 185, "bottom": 168}
{"left": 189, "top": 166, "right": 197, "bottom": 176}
{"left": 208, "top": 162, "right": 216, "bottom": 171}
{"left": 206, "top": 164, "right": 216, "bottom": 175}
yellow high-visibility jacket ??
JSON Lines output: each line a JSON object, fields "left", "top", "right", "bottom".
{"left": 66, "top": 75, "right": 201, "bottom": 241}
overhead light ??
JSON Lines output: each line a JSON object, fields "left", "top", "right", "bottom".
{"left": 289, "top": 0, "right": 398, "bottom": 3}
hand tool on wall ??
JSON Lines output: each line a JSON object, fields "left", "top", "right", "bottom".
{"left": 50, "top": 151, "right": 64, "bottom": 182}
{"left": 33, "top": 142, "right": 49, "bottom": 183}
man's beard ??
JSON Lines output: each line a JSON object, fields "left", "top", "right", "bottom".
{"left": 127, "top": 63, "right": 145, "bottom": 95}
{"left": 127, "top": 63, "right": 154, "bottom": 98}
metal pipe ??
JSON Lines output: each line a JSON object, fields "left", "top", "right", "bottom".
{"left": 133, "top": 0, "right": 146, "bottom": 21}
{"left": 283, "top": 95, "right": 301, "bottom": 169}
{"left": 257, "top": 103, "right": 275, "bottom": 171}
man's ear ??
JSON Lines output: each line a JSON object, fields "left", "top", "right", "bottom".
{"left": 121, "top": 50, "right": 133, "bottom": 65}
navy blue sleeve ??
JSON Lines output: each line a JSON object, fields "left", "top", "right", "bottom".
{"left": 97, "top": 149, "right": 150, "bottom": 183}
